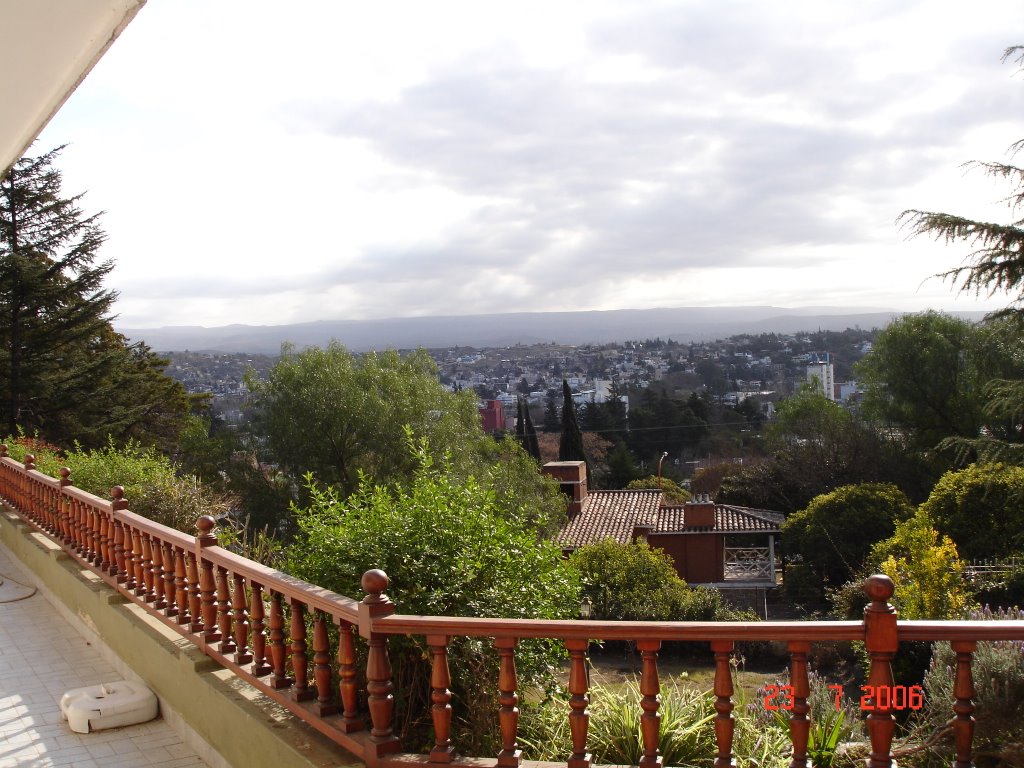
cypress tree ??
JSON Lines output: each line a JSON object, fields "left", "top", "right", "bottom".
{"left": 519, "top": 396, "right": 541, "bottom": 462}
{"left": 541, "top": 390, "right": 560, "bottom": 432}
{"left": 515, "top": 395, "right": 527, "bottom": 446}
{"left": 558, "top": 379, "right": 588, "bottom": 469}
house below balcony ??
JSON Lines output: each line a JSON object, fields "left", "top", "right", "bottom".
{"left": 545, "top": 460, "right": 782, "bottom": 588}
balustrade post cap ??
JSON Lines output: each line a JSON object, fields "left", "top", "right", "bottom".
{"left": 59, "top": 467, "right": 71, "bottom": 480}
{"left": 196, "top": 515, "right": 218, "bottom": 538}
{"left": 24, "top": 453, "right": 35, "bottom": 467}
{"left": 361, "top": 569, "right": 389, "bottom": 597}
{"left": 0, "top": 444, "right": 7, "bottom": 456}
{"left": 863, "top": 574, "right": 895, "bottom": 604}
{"left": 111, "top": 485, "right": 125, "bottom": 500}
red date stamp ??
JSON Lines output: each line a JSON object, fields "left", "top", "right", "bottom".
{"left": 763, "top": 684, "right": 924, "bottom": 712}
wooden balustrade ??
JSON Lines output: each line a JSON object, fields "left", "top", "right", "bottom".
{"left": 1, "top": 449, "right": 1024, "bottom": 768}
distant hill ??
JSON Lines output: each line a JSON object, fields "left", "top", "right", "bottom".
{"left": 118, "top": 306, "right": 989, "bottom": 354}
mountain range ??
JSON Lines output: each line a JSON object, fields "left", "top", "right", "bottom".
{"left": 118, "top": 306, "right": 988, "bottom": 354}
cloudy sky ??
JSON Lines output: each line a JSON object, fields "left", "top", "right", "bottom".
{"left": 37, "top": 1, "right": 1024, "bottom": 329}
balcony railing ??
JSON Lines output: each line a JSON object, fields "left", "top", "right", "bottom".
{"left": 1, "top": 447, "right": 1022, "bottom": 768}
{"left": 723, "top": 546, "right": 773, "bottom": 581}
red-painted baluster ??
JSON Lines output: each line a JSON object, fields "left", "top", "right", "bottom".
{"left": 96, "top": 509, "right": 111, "bottom": 571}
{"left": 788, "top": 641, "right": 811, "bottom": 768}
{"left": 425, "top": 634, "right": 453, "bottom": 762}
{"left": 40, "top": 476, "right": 53, "bottom": 533}
{"left": 48, "top": 480, "right": 60, "bottom": 535}
{"left": 173, "top": 546, "right": 190, "bottom": 623}
{"left": 78, "top": 499, "right": 91, "bottom": 559}
{"left": 360, "top": 570, "right": 400, "bottom": 753}
{"left": 232, "top": 572, "right": 251, "bottom": 664}
{"left": 712, "top": 640, "right": 736, "bottom": 768}
{"left": 75, "top": 496, "right": 89, "bottom": 559}
{"left": 566, "top": 638, "right": 591, "bottom": 768}
{"left": 121, "top": 522, "right": 137, "bottom": 592}
{"left": 186, "top": 551, "right": 203, "bottom": 633}
{"left": 199, "top": 556, "right": 220, "bottom": 641}
{"left": 638, "top": 638, "right": 662, "bottom": 768}
{"left": 863, "top": 575, "right": 897, "bottom": 768}
{"left": 290, "top": 599, "right": 313, "bottom": 701}
{"left": 84, "top": 500, "right": 98, "bottom": 563}
{"left": 312, "top": 611, "right": 335, "bottom": 715}
{"left": 149, "top": 536, "right": 166, "bottom": 609}
{"left": 58, "top": 468, "right": 72, "bottom": 544}
{"left": 65, "top": 494, "right": 78, "bottom": 550}
{"left": 951, "top": 640, "right": 977, "bottom": 768}
{"left": 74, "top": 497, "right": 87, "bottom": 556}
{"left": 162, "top": 540, "right": 177, "bottom": 616}
{"left": 250, "top": 582, "right": 271, "bottom": 676}
{"left": 195, "top": 517, "right": 220, "bottom": 642}
{"left": 216, "top": 567, "right": 236, "bottom": 653}
{"left": 92, "top": 505, "right": 105, "bottom": 566}
{"left": 22, "top": 455, "right": 36, "bottom": 525}
{"left": 132, "top": 527, "right": 147, "bottom": 596}
{"left": 110, "top": 487, "right": 128, "bottom": 580}
{"left": 337, "top": 620, "right": 363, "bottom": 732}
{"left": 140, "top": 532, "right": 157, "bottom": 602}
{"left": 495, "top": 637, "right": 521, "bottom": 767}
{"left": 268, "top": 591, "right": 293, "bottom": 689}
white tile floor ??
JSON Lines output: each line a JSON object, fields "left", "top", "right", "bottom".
{"left": 0, "top": 541, "right": 210, "bottom": 768}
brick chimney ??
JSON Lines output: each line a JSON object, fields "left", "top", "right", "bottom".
{"left": 542, "top": 461, "right": 588, "bottom": 515}
{"left": 684, "top": 493, "right": 716, "bottom": 529}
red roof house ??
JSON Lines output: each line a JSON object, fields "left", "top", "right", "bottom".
{"left": 544, "top": 461, "right": 782, "bottom": 587}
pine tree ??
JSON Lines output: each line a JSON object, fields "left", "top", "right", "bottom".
{"left": 899, "top": 46, "right": 1024, "bottom": 463}
{"left": 558, "top": 379, "right": 588, "bottom": 470}
{"left": 0, "top": 147, "right": 191, "bottom": 448}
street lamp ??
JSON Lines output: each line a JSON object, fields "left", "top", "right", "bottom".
{"left": 579, "top": 596, "right": 593, "bottom": 619}
{"left": 657, "top": 451, "right": 669, "bottom": 490}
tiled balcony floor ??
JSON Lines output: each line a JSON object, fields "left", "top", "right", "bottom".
{"left": 0, "top": 540, "right": 210, "bottom": 768}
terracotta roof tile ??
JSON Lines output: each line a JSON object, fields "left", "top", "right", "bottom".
{"left": 656, "top": 504, "right": 784, "bottom": 533}
{"left": 555, "top": 490, "right": 662, "bottom": 548}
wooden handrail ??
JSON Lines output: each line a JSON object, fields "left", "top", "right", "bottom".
{"left": 201, "top": 543, "right": 360, "bottom": 622}
{"left": 1, "top": 448, "right": 1023, "bottom": 768}
{"left": 374, "top": 614, "right": 865, "bottom": 641}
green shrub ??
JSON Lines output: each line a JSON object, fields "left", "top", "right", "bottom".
{"left": 873, "top": 510, "right": 971, "bottom": 621}
{"left": 828, "top": 577, "right": 871, "bottom": 619}
{"left": 3, "top": 434, "right": 229, "bottom": 534}
{"left": 570, "top": 538, "right": 740, "bottom": 623}
{"left": 783, "top": 562, "right": 822, "bottom": 608}
{"left": 971, "top": 563, "right": 1024, "bottom": 610}
{"left": 61, "top": 439, "right": 229, "bottom": 533}
{"left": 518, "top": 680, "right": 712, "bottom": 764}
{"left": 919, "top": 606, "right": 1024, "bottom": 765}
{"left": 626, "top": 475, "right": 691, "bottom": 503}
{"left": 285, "top": 436, "right": 579, "bottom": 751}
{"left": 752, "top": 667, "right": 864, "bottom": 768}
{"left": 782, "top": 483, "right": 915, "bottom": 595}
{"left": 2, "top": 433, "right": 64, "bottom": 475}
{"left": 921, "top": 463, "right": 1024, "bottom": 561}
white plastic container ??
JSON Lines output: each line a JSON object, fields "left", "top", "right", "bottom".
{"left": 60, "top": 680, "right": 158, "bottom": 733}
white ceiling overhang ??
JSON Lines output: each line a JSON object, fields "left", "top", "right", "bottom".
{"left": 1, "top": 0, "right": 146, "bottom": 174}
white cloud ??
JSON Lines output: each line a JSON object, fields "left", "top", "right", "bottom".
{"left": 34, "top": 0, "right": 1024, "bottom": 328}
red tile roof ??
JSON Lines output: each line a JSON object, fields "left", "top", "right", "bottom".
{"left": 555, "top": 490, "right": 662, "bottom": 548}
{"left": 656, "top": 504, "right": 783, "bottom": 533}
{"left": 557, "top": 494, "right": 782, "bottom": 550}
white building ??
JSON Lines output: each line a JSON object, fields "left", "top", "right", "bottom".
{"left": 806, "top": 353, "right": 836, "bottom": 401}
